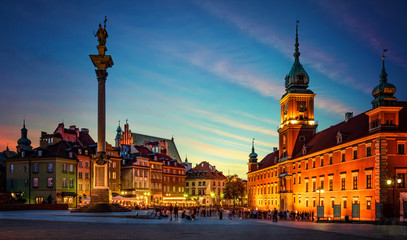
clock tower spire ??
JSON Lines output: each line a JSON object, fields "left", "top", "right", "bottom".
{"left": 278, "top": 21, "right": 317, "bottom": 161}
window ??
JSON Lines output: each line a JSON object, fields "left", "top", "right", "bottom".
{"left": 78, "top": 161, "right": 82, "bottom": 167}
{"left": 79, "top": 172, "right": 83, "bottom": 179}
{"left": 24, "top": 179, "right": 28, "bottom": 186}
{"left": 203, "top": 181, "right": 206, "bottom": 186}
{"left": 85, "top": 162, "right": 89, "bottom": 168}
{"left": 312, "top": 181, "right": 316, "bottom": 192}
{"left": 113, "top": 162, "right": 116, "bottom": 168}
{"left": 69, "top": 178, "right": 74, "bottom": 188}
{"left": 366, "top": 175, "right": 372, "bottom": 189}
{"left": 306, "top": 162, "right": 308, "bottom": 169}
{"left": 353, "top": 176, "right": 358, "bottom": 190}
{"left": 298, "top": 195, "right": 301, "bottom": 204}
{"left": 398, "top": 144, "right": 405, "bottom": 154}
{"left": 329, "top": 156, "right": 333, "bottom": 165}
{"left": 342, "top": 153, "right": 345, "bottom": 162}
{"left": 85, "top": 173, "right": 89, "bottom": 179}
{"left": 186, "top": 182, "right": 189, "bottom": 187}
{"left": 331, "top": 198, "right": 335, "bottom": 208}
{"left": 48, "top": 163, "right": 53, "bottom": 173}
{"left": 24, "top": 165, "right": 28, "bottom": 172}
{"left": 353, "top": 150, "right": 358, "bottom": 159}
{"left": 313, "top": 198, "right": 316, "bottom": 207}
{"left": 320, "top": 180, "right": 324, "bottom": 190}
{"left": 367, "top": 147, "right": 372, "bottom": 157}
{"left": 366, "top": 197, "right": 372, "bottom": 210}
{"left": 321, "top": 158, "right": 324, "bottom": 167}
{"left": 112, "top": 172, "right": 116, "bottom": 180}
{"left": 306, "top": 198, "right": 309, "bottom": 207}
{"left": 312, "top": 159, "right": 315, "bottom": 168}
{"left": 329, "top": 179, "right": 333, "bottom": 191}
{"left": 79, "top": 184, "right": 83, "bottom": 191}
{"left": 63, "top": 163, "right": 67, "bottom": 173}
{"left": 192, "top": 182, "right": 195, "bottom": 186}
{"left": 305, "top": 182, "right": 309, "bottom": 192}
{"left": 293, "top": 175, "right": 296, "bottom": 184}
{"left": 298, "top": 176, "right": 301, "bottom": 184}
{"left": 341, "top": 178, "right": 346, "bottom": 190}
{"left": 397, "top": 173, "right": 405, "bottom": 188}
{"left": 48, "top": 178, "right": 53, "bottom": 187}
{"left": 10, "top": 164, "right": 14, "bottom": 173}
{"left": 69, "top": 164, "right": 74, "bottom": 173}
{"left": 38, "top": 150, "right": 42, "bottom": 157}
{"left": 343, "top": 198, "right": 347, "bottom": 209}
{"left": 33, "top": 178, "right": 39, "bottom": 188}
{"left": 69, "top": 152, "right": 73, "bottom": 158}
{"left": 33, "top": 163, "right": 38, "bottom": 173}
{"left": 86, "top": 184, "right": 90, "bottom": 191}
{"left": 62, "top": 178, "right": 67, "bottom": 188}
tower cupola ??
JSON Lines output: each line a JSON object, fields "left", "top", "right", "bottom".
{"left": 16, "top": 120, "right": 32, "bottom": 153}
{"left": 284, "top": 20, "right": 313, "bottom": 97}
{"left": 371, "top": 50, "right": 397, "bottom": 109}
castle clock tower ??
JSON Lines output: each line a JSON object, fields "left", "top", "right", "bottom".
{"left": 278, "top": 21, "right": 317, "bottom": 161}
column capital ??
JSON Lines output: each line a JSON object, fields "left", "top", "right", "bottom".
{"left": 95, "top": 69, "right": 108, "bottom": 83}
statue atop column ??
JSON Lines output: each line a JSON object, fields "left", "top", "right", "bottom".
{"left": 95, "top": 17, "right": 108, "bottom": 46}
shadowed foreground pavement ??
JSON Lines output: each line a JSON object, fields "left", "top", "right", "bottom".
{"left": 0, "top": 218, "right": 401, "bottom": 240}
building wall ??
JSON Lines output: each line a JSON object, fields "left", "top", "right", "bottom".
{"left": 248, "top": 133, "right": 407, "bottom": 220}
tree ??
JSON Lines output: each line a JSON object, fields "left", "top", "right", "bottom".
{"left": 223, "top": 175, "right": 245, "bottom": 207}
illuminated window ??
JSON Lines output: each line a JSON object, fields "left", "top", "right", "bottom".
{"left": 62, "top": 178, "right": 67, "bottom": 188}
{"left": 79, "top": 172, "right": 83, "bottom": 179}
{"left": 366, "top": 175, "right": 372, "bottom": 189}
{"left": 63, "top": 163, "right": 67, "bottom": 173}
{"left": 48, "top": 178, "right": 53, "bottom": 188}
{"left": 33, "top": 163, "right": 38, "bottom": 173}
{"left": 366, "top": 197, "right": 372, "bottom": 210}
{"left": 33, "top": 178, "right": 39, "bottom": 188}
{"left": 10, "top": 164, "right": 14, "bottom": 174}
{"left": 341, "top": 178, "right": 346, "bottom": 190}
{"left": 353, "top": 176, "right": 358, "bottom": 190}
{"left": 48, "top": 163, "right": 53, "bottom": 173}
{"left": 69, "top": 164, "right": 74, "bottom": 173}
{"left": 397, "top": 173, "right": 405, "bottom": 188}
{"left": 329, "top": 179, "right": 333, "bottom": 191}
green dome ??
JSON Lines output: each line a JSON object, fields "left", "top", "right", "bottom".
{"left": 372, "top": 81, "right": 396, "bottom": 97}
{"left": 371, "top": 57, "right": 397, "bottom": 109}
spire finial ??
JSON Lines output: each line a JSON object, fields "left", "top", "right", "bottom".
{"left": 380, "top": 49, "right": 388, "bottom": 83}
{"left": 294, "top": 20, "right": 300, "bottom": 59}
{"left": 118, "top": 120, "right": 121, "bottom": 127}
{"left": 6, "top": 143, "right": 9, "bottom": 151}
{"left": 23, "top": 119, "right": 25, "bottom": 128}
{"left": 252, "top": 138, "right": 255, "bottom": 152}
{"left": 126, "top": 118, "right": 128, "bottom": 124}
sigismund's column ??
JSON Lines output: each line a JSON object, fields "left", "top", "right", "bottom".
{"left": 89, "top": 18, "right": 114, "bottom": 205}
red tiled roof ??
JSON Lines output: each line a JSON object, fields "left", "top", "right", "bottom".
{"left": 78, "top": 131, "right": 96, "bottom": 146}
{"left": 187, "top": 161, "right": 226, "bottom": 179}
{"left": 257, "top": 150, "right": 279, "bottom": 170}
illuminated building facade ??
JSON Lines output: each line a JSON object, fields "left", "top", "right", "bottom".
{"left": 186, "top": 161, "right": 226, "bottom": 206}
{"left": 247, "top": 24, "right": 407, "bottom": 221}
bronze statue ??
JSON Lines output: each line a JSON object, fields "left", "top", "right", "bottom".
{"left": 95, "top": 17, "right": 108, "bottom": 46}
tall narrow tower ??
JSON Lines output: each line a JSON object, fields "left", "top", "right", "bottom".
{"left": 277, "top": 21, "right": 317, "bottom": 161}
{"left": 89, "top": 17, "right": 114, "bottom": 205}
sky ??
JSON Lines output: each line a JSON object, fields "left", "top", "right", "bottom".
{"left": 1, "top": 0, "right": 407, "bottom": 178}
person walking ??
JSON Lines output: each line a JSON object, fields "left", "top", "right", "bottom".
{"left": 169, "top": 205, "right": 173, "bottom": 221}
{"left": 174, "top": 205, "right": 179, "bottom": 220}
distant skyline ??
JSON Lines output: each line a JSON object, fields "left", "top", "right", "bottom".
{"left": 1, "top": 0, "right": 407, "bottom": 178}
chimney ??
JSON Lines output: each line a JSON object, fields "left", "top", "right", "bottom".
{"left": 69, "top": 125, "right": 76, "bottom": 130}
{"left": 41, "top": 131, "right": 47, "bottom": 137}
{"left": 273, "top": 147, "right": 278, "bottom": 152}
{"left": 345, "top": 112, "right": 353, "bottom": 122}
{"left": 80, "top": 128, "right": 89, "bottom": 134}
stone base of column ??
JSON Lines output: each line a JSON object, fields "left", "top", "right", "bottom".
{"left": 90, "top": 188, "right": 110, "bottom": 205}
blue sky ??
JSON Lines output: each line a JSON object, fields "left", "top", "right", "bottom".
{"left": 1, "top": 0, "right": 406, "bottom": 178}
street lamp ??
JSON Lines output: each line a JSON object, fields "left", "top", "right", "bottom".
{"left": 316, "top": 188, "right": 324, "bottom": 206}
{"left": 387, "top": 176, "right": 402, "bottom": 219}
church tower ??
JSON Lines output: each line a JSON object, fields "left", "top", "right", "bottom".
{"left": 16, "top": 120, "right": 32, "bottom": 153}
{"left": 278, "top": 21, "right": 317, "bottom": 161}
{"left": 114, "top": 120, "right": 122, "bottom": 148}
{"left": 248, "top": 139, "right": 258, "bottom": 172}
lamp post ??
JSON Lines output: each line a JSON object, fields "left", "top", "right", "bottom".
{"left": 316, "top": 188, "right": 324, "bottom": 206}
{"left": 387, "top": 176, "right": 402, "bottom": 219}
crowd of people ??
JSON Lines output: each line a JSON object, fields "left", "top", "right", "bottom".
{"left": 151, "top": 206, "right": 316, "bottom": 222}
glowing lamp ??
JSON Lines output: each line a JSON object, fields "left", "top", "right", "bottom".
{"left": 309, "top": 121, "right": 315, "bottom": 125}
{"left": 397, "top": 178, "right": 402, "bottom": 184}
{"left": 387, "top": 179, "right": 392, "bottom": 185}
{"left": 290, "top": 120, "right": 298, "bottom": 124}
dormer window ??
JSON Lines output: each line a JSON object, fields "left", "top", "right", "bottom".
{"left": 302, "top": 145, "right": 307, "bottom": 155}
{"left": 69, "top": 152, "right": 73, "bottom": 158}
{"left": 22, "top": 151, "right": 25, "bottom": 158}
{"left": 38, "top": 150, "right": 42, "bottom": 157}
{"left": 336, "top": 131, "right": 343, "bottom": 144}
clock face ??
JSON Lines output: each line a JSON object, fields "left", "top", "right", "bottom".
{"left": 284, "top": 104, "right": 288, "bottom": 115}
{"left": 297, "top": 101, "right": 307, "bottom": 112}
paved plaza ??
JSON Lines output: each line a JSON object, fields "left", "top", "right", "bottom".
{"left": 0, "top": 210, "right": 406, "bottom": 239}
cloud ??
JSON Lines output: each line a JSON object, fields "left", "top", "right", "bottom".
{"left": 196, "top": 0, "right": 373, "bottom": 94}
{"left": 313, "top": 0, "right": 407, "bottom": 70}
{"left": 183, "top": 121, "right": 276, "bottom": 149}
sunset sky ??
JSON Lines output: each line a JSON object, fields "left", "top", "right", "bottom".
{"left": 1, "top": 0, "right": 406, "bottom": 178}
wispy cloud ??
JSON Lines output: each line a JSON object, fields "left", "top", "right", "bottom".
{"left": 313, "top": 0, "right": 407, "bottom": 70}
{"left": 184, "top": 121, "right": 276, "bottom": 149}
{"left": 196, "top": 1, "right": 372, "bottom": 94}
{"left": 184, "top": 106, "right": 278, "bottom": 136}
